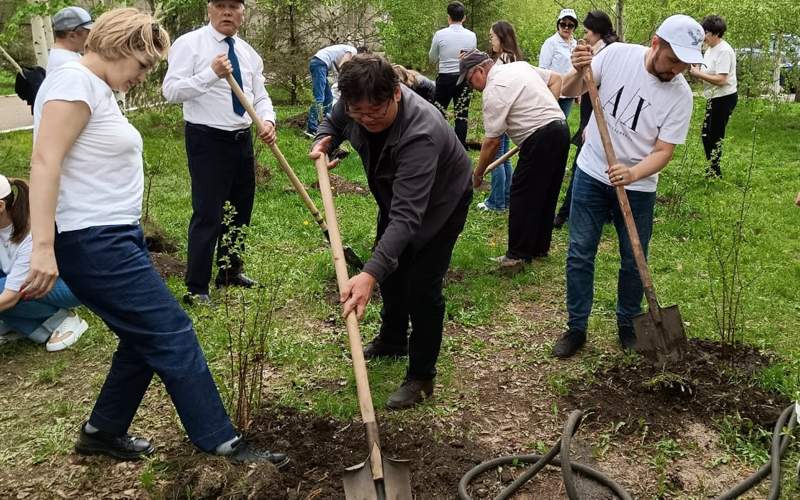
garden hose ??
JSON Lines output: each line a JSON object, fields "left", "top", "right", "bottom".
{"left": 458, "top": 405, "right": 798, "bottom": 500}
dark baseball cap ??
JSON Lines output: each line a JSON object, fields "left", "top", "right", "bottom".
{"left": 52, "top": 7, "right": 93, "bottom": 32}
{"left": 457, "top": 49, "right": 491, "bottom": 85}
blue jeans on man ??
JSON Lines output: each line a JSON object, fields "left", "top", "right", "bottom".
{"left": 484, "top": 134, "right": 512, "bottom": 211}
{"left": 558, "top": 97, "right": 574, "bottom": 119}
{"left": 306, "top": 57, "right": 333, "bottom": 135}
{"left": 55, "top": 224, "right": 236, "bottom": 452}
{"left": 0, "top": 276, "right": 80, "bottom": 343}
{"left": 566, "top": 168, "right": 655, "bottom": 334}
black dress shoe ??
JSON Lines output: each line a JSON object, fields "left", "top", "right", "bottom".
{"left": 363, "top": 336, "right": 408, "bottom": 360}
{"left": 216, "top": 273, "right": 258, "bottom": 289}
{"left": 226, "top": 438, "right": 289, "bottom": 468}
{"left": 183, "top": 292, "right": 212, "bottom": 306}
{"left": 618, "top": 325, "right": 637, "bottom": 350}
{"left": 386, "top": 379, "right": 434, "bottom": 410}
{"left": 552, "top": 329, "right": 586, "bottom": 358}
{"left": 75, "top": 423, "right": 154, "bottom": 461}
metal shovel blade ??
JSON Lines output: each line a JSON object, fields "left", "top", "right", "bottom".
{"left": 343, "top": 452, "right": 412, "bottom": 500}
{"left": 632, "top": 304, "right": 688, "bottom": 364}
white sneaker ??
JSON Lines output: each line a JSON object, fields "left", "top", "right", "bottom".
{"left": 46, "top": 312, "right": 88, "bottom": 352}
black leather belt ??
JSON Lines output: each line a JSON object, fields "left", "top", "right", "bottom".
{"left": 186, "top": 122, "right": 251, "bottom": 142}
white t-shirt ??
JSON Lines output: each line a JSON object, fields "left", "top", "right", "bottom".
{"left": 482, "top": 62, "right": 563, "bottom": 145}
{"left": 702, "top": 40, "right": 737, "bottom": 99}
{"left": 577, "top": 43, "right": 694, "bottom": 192}
{"left": 314, "top": 44, "right": 357, "bottom": 70}
{"left": 46, "top": 48, "right": 80, "bottom": 74}
{"left": 0, "top": 226, "right": 32, "bottom": 293}
{"left": 33, "top": 61, "right": 144, "bottom": 232}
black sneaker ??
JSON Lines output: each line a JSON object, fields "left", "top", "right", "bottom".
{"left": 215, "top": 273, "right": 258, "bottom": 289}
{"left": 225, "top": 438, "right": 289, "bottom": 468}
{"left": 74, "top": 422, "right": 154, "bottom": 461}
{"left": 183, "top": 292, "right": 211, "bottom": 306}
{"left": 553, "top": 213, "right": 568, "bottom": 229}
{"left": 552, "top": 329, "right": 587, "bottom": 358}
{"left": 618, "top": 325, "right": 637, "bottom": 350}
{"left": 386, "top": 379, "right": 434, "bottom": 410}
{"left": 363, "top": 336, "right": 408, "bottom": 360}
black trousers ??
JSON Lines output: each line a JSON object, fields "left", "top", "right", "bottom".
{"left": 184, "top": 122, "right": 255, "bottom": 294}
{"left": 702, "top": 92, "right": 738, "bottom": 176}
{"left": 434, "top": 73, "right": 472, "bottom": 147}
{"left": 508, "top": 120, "right": 570, "bottom": 260}
{"left": 376, "top": 190, "right": 472, "bottom": 380}
{"left": 557, "top": 143, "right": 583, "bottom": 220}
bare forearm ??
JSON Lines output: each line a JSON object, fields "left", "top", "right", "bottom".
{"left": 561, "top": 68, "right": 585, "bottom": 98}
{"left": 548, "top": 73, "right": 563, "bottom": 100}
{"left": 476, "top": 136, "right": 502, "bottom": 175}
{"left": 695, "top": 71, "right": 728, "bottom": 86}
{"left": 629, "top": 148, "right": 674, "bottom": 181}
{"left": 0, "top": 289, "right": 20, "bottom": 311}
{"left": 29, "top": 156, "right": 61, "bottom": 248}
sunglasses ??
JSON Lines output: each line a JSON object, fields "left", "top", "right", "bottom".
{"left": 558, "top": 22, "right": 576, "bottom": 30}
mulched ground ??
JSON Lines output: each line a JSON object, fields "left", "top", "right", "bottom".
{"left": 563, "top": 339, "right": 790, "bottom": 437}
{"left": 311, "top": 173, "right": 368, "bottom": 196}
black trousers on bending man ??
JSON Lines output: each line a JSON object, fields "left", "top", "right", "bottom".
{"left": 508, "top": 120, "right": 570, "bottom": 260}
{"left": 184, "top": 122, "right": 255, "bottom": 296}
{"left": 434, "top": 73, "right": 472, "bottom": 147}
{"left": 701, "top": 92, "right": 737, "bottom": 177}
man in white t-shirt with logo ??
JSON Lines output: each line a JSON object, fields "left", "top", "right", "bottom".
{"left": 689, "top": 15, "right": 737, "bottom": 177}
{"left": 47, "top": 7, "right": 93, "bottom": 73}
{"left": 553, "top": 14, "right": 703, "bottom": 358}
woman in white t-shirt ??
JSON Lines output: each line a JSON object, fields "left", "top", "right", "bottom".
{"left": 24, "top": 8, "right": 286, "bottom": 466}
{"left": 689, "top": 15, "right": 738, "bottom": 177}
{"left": 0, "top": 175, "right": 86, "bottom": 351}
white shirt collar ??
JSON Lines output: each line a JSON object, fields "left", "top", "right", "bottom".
{"left": 207, "top": 24, "right": 236, "bottom": 43}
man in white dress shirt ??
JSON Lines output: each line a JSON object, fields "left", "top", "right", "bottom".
{"left": 47, "top": 6, "right": 93, "bottom": 73}
{"left": 163, "top": 0, "right": 276, "bottom": 305}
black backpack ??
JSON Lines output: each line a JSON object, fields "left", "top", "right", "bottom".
{"left": 14, "top": 66, "right": 46, "bottom": 114}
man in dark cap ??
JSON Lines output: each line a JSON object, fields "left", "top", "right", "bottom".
{"left": 48, "top": 6, "right": 93, "bottom": 73}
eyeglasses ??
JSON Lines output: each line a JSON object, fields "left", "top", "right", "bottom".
{"left": 558, "top": 22, "right": 576, "bottom": 30}
{"left": 345, "top": 99, "right": 393, "bottom": 121}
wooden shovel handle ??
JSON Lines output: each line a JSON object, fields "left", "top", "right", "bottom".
{"left": 224, "top": 74, "right": 328, "bottom": 233}
{"left": 578, "top": 45, "right": 662, "bottom": 321}
{"left": 314, "top": 155, "right": 384, "bottom": 481}
{"left": 484, "top": 145, "right": 520, "bottom": 175}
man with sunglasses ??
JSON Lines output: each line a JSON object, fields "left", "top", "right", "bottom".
{"left": 309, "top": 54, "right": 472, "bottom": 410}
{"left": 48, "top": 7, "right": 94, "bottom": 73}
{"left": 539, "top": 8, "right": 579, "bottom": 118}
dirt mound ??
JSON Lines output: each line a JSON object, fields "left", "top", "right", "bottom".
{"left": 311, "top": 173, "right": 368, "bottom": 196}
{"left": 150, "top": 252, "right": 185, "bottom": 278}
{"left": 161, "top": 456, "right": 283, "bottom": 499}
{"left": 562, "top": 339, "right": 790, "bottom": 437}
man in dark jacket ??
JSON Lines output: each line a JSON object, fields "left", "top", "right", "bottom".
{"left": 310, "top": 54, "right": 472, "bottom": 410}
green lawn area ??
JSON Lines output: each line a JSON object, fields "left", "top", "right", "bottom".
{"left": 0, "top": 68, "right": 15, "bottom": 95}
{"left": 0, "top": 94, "right": 798, "bottom": 497}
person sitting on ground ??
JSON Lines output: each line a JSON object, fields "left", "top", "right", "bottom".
{"left": 553, "top": 15, "right": 703, "bottom": 358}
{"left": 465, "top": 49, "right": 569, "bottom": 271}
{"left": 554, "top": 10, "right": 618, "bottom": 229}
{"left": 48, "top": 6, "right": 94, "bottom": 73}
{"left": 393, "top": 64, "right": 436, "bottom": 103}
{"left": 27, "top": 8, "right": 287, "bottom": 465}
{"left": 477, "top": 20, "right": 524, "bottom": 213}
{"left": 689, "top": 15, "right": 738, "bottom": 178}
{"left": 306, "top": 44, "right": 369, "bottom": 136}
{"left": 0, "top": 174, "right": 86, "bottom": 351}
{"left": 310, "top": 54, "right": 472, "bottom": 410}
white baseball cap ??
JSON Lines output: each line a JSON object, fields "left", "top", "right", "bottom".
{"left": 655, "top": 14, "right": 705, "bottom": 65}
{"left": 558, "top": 9, "right": 578, "bottom": 22}
{"left": 0, "top": 176, "right": 11, "bottom": 199}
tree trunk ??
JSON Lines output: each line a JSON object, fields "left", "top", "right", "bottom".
{"left": 772, "top": 33, "right": 783, "bottom": 96}
{"left": 29, "top": 0, "right": 49, "bottom": 68}
{"left": 615, "top": 0, "right": 625, "bottom": 42}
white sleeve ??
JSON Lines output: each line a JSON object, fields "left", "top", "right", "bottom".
{"left": 5, "top": 237, "right": 32, "bottom": 293}
{"left": 482, "top": 86, "right": 512, "bottom": 138}
{"left": 41, "top": 68, "right": 96, "bottom": 112}
{"left": 429, "top": 32, "right": 440, "bottom": 63}
{"left": 538, "top": 39, "right": 554, "bottom": 70}
{"left": 533, "top": 66, "right": 552, "bottom": 84}
{"left": 590, "top": 43, "right": 610, "bottom": 87}
{"left": 715, "top": 49, "right": 734, "bottom": 75}
{"left": 162, "top": 36, "right": 220, "bottom": 103}
{"left": 251, "top": 52, "right": 276, "bottom": 124}
{"left": 658, "top": 91, "right": 694, "bottom": 145}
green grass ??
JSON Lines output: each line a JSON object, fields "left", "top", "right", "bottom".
{"left": 0, "top": 68, "right": 14, "bottom": 96}
{"left": 0, "top": 94, "right": 798, "bottom": 493}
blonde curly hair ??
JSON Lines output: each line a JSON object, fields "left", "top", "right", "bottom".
{"left": 84, "top": 8, "right": 170, "bottom": 68}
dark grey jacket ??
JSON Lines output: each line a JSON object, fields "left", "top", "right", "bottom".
{"left": 315, "top": 85, "right": 472, "bottom": 282}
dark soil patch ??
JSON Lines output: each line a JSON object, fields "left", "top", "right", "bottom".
{"left": 150, "top": 252, "right": 185, "bottom": 278}
{"left": 144, "top": 218, "right": 180, "bottom": 254}
{"left": 256, "top": 160, "right": 273, "bottom": 185}
{"left": 283, "top": 112, "right": 308, "bottom": 130}
{"left": 562, "top": 339, "right": 790, "bottom": 437}
{"left": 311, "top": 173, "right": 368, "bottom": 196}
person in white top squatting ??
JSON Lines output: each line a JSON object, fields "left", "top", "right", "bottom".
{"left": 553, "top": 14, "right": 704, "bottom": 359}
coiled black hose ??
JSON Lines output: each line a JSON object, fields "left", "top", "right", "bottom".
{"left": 458, "top": 406, "right": 798, "bottom": 500}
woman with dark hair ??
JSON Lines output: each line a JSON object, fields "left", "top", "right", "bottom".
{"left": 554, "top": 10, "right": 617, "bottom": 228}
{"left": 478, "top": 20, "right": 523, "bottom": 213}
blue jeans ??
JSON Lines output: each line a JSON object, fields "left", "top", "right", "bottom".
{"left": 55, "top": 224, "right": 235, "bottom": 452}
{"left": 558, "top": 97, "right": 574, "bottom": 119}
{"left": 566, "top": 168, "right": 656, "bottom": 332}
{"left": 306, "top": 57, "right": 333, "bottom": 134}
{"left": 485, "top": 134, "right": 512, "bottom": 210}
{"left": 0, "top": 276, "right": 80, "bottom": 343}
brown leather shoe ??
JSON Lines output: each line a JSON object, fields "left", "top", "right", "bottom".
{"left": 386, "top": 379, "right": 434, "bottom": 410}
